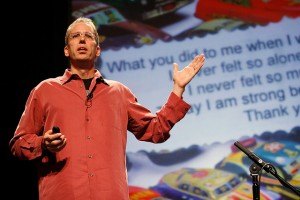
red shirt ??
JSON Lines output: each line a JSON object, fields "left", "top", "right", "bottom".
{"left": 10, "top": 69, "right": 191, "bottom": 200}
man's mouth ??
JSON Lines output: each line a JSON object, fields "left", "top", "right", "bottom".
{"left": 77, "top": 47, "right": 87, "bottom": 52}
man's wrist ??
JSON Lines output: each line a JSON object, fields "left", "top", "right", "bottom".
{"left": 172, "top": 84, "right": 185, "bottom": 98}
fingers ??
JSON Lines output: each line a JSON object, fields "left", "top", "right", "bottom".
{"left": 43, "top": 129, "right": 67, "bottom": 153}
{"left": 175, "top": 54, "right": 205, "bottom": 74}
{"left": 46, "top": 138, "right": 67, "bottom": 152}
{"left": 189, "top": 54, "right": 205, "bottom": 73}
{"left": 45, "top": 132, "right": 62, "bottom": 140}
{"left": 173, "top": 63, "right": 179, "bottom": 73}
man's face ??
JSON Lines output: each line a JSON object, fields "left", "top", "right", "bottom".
{"left": 64, "top": 22, "right": 100, "bottom": 65}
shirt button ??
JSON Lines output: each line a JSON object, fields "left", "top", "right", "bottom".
{"left": 87, "top": 136, "right": 91, "bottom": 140}
{"left": 88, "top": 173, "right": 94, "bottom": 177}
{"left": 88, "top": 154, "right": 93, "bottom": 158}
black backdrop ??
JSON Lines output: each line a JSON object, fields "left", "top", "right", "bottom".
{"left": 2, "top": 1, "right": 71, "bottom": 199}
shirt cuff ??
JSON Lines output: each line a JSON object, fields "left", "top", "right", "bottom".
{"left": 32, "top": 136, "right": 44, "bottom": 158}
{"left": 168, "top": 92, "right": 191, "bottom": 114}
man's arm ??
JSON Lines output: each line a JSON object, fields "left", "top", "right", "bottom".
{"left": 9, "top": 89, "right": 45, "bottom": 160}
{"left": 127, "top": 53, "right": 205, "bottom": 142}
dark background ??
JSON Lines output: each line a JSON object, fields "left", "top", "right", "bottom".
{"left": 2, "top": 1, "right": 71, "bottom": 199}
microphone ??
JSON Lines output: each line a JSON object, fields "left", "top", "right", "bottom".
{"left": 234, "top": 141, "right": 271, "bottom": 173}
{"left": 52, "top": 126, "right": 64, "bottom": 142}
{"left": 87, "top": 93, "right": 93, "bottom": 100}
{"left": 52, "top": 126, "right": 60, "bottom": 133}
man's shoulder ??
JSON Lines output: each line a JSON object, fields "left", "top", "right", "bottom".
{"left": 105, "top": 79, "right": 127, "bottom": 88}
{"left": 104, "top": 79, "right": 133, "bottom": 93}
{"left": 35, "top": 77, "right": 62, "bottom": 89}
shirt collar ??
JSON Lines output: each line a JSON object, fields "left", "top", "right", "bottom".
{"left": 60, "top": 69, "right": 109, "bottom": 86}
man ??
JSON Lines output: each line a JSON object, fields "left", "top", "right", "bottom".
{"left": 9, "top": 17, "right": 205, "bottom": 200}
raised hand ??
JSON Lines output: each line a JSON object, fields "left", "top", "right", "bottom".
{"left": 172, "top": 54, "right": 205, "bottom": 97}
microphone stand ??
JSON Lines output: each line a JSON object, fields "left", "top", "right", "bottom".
{"left": 265, "top": 163, "right": 300, "bottom": 197}
{"left": 234, "top": 141, "right": 300, "bottom": 198}
{"left": 249, "top": 163, "right": 261, "bottom": 200}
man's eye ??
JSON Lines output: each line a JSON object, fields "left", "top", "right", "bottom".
{"left": 85, "top": 33, "right": 93, "bottom": 39}
{"left": 70, "top": 33, "right": 80, "bottom": 39}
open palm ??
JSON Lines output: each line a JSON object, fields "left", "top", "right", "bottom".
{"left": 173, "top": 54, "right": 206, "bottom": 88}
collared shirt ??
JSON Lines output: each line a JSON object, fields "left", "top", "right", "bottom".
{"left": 10, "top": 69, "right": 191, "bottom": 200}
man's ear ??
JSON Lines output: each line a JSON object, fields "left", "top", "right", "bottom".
{"left": 96, "top": 45, "right": 101, "bottom": 57}
{"left": 64, "top": 46, "right": 70, "bottom": 57}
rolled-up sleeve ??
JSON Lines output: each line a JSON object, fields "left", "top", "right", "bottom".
{"left": 9, "top": 88, "right": 45, "bottom": 160}
{"left": 127, "top": 91, "right": 191, "bottom": 143}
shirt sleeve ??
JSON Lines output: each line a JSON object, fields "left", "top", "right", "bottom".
{"left": 9, "top": 88, "right": 45, "bottom": 160}
{"left": 127, "top": 91, "right": 191, "bottom": 143}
